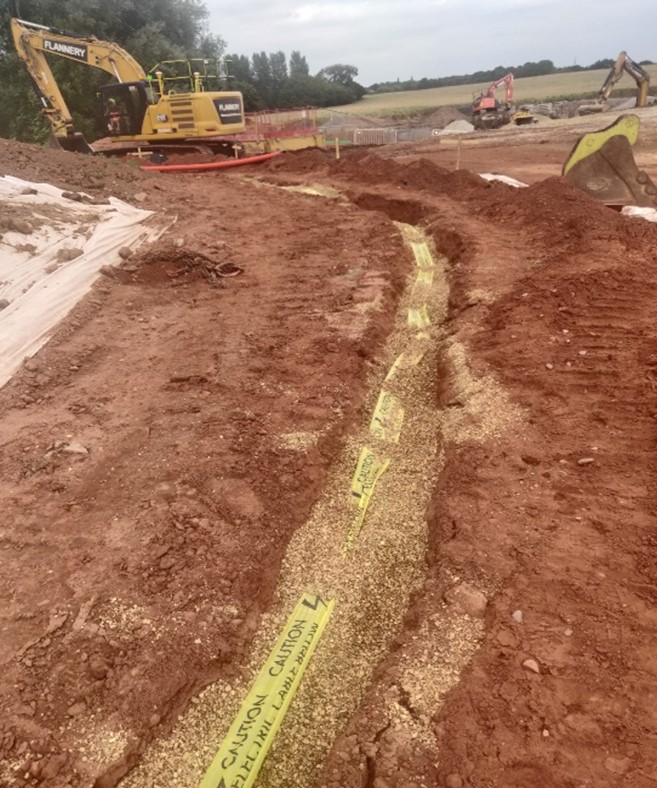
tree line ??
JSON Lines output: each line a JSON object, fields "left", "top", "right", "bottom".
{"left": 226, "top": 54, "right": 365, "bottom": 111}
{"left": 369, "top": 57, "right": 655, "bottom": 94}
{"left": 0, "top": 0, "right": 363, "bottom": 143}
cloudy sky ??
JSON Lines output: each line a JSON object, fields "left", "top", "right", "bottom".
{"left": 207, "top": 0, "right": 655, "bottom": 85}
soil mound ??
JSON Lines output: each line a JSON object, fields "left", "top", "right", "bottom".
{"left": 0, "top": 138, "right": 143, "bottom": 199}
{"left": 475, "top": 176, "right": 657, "bottom": 257}
{"left": 269, "top": 148, "right": 332, "bottom": 174}
{"left": 331, "top": 151, "right": 449, "bottom": 190}
{"left": 325, "top": 150, "right": 657, "bottom": 260}
{"left": 423, "top": 106, "right": 469, "bottom": 128}
{"left": 438, "top": 119, "right": 475, "bottom": 135}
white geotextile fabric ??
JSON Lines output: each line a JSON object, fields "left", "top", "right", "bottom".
{"left": 0, "top": 175, "right": 162, "bottom": 388}
{"left": 622, "top": 205, "right": 657, "bottom": 223}
{"left": 479, "top": 173, "right": 528, "bottom": 188}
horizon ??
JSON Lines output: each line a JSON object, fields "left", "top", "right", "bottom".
{"left": 207, "top": 0, "right": 655, "bottom": 85}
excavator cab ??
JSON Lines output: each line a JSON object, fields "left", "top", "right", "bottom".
{"left": 99, "top": 82, "right": 156, "bottom": 137}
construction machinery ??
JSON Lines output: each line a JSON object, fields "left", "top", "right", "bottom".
{"left": 578, "top": 52, "right": 651, "bottom": 115}
{"left": 10, "top": 16, "right": 246, "bottom": 154}
{"left": 562, "top": 114, "right": 657, "bottom": 208}
{"left": 472, "top": 73, "right": 537, "bottom": 130}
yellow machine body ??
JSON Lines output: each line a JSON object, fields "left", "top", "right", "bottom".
{"left": 11, "top": 17, "right": 245, "bottom": 152}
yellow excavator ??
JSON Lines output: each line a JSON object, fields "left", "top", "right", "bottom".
{"left": 578, "top": 52, "right": 651, "bottom": 115}
{"left": 10, "top": 16, "right": 246, "bottom": 154}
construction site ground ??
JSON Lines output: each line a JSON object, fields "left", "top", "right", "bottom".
{"left": 2, "top": 107, "right": 657, "bottom": 788}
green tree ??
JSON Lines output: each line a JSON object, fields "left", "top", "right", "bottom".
{"left": 289, "top": 50, "right": 308, "bottom": 78}
{"left": 316, "top": 63, "right": 359, "bottom": 84}
{"left": 316, "top": 63, "right": 366, "bottom": 100}
{"left": 269, "top": 50, "right": 287, "bottom": 104}
{"left": 251, "top": 50, "right": 272, "bottom": 104}
{"left": 0, "top": 0, "right": 228, "bottom": 142}
{"left": 228, "top": 53, "right": 252, "bottom": 83}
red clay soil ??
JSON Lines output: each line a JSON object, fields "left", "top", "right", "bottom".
{"left": 3, "top": 136, "right": 657, "bottom": 788}
{"left": 290, "top": 150, "right": 657, "bottom": 787}
{"left": 0, "top": 140, "right": 405, "bottom": 786}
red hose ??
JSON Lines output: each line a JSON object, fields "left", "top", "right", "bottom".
{"left": 140, "top": 151, "right": 281, "bottom": 172}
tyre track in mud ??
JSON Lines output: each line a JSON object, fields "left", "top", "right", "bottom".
{"left": 423, "top": 250, "right": 657, "bottom": 787}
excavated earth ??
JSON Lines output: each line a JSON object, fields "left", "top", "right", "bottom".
{"left": 1, "top": 113, "right": 657, "bottom": 788}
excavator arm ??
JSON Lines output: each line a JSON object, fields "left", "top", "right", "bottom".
{"left": 598, "top": 51, "right": 650, "bottom": 107}
{"left": 10, "top": 17, "right": 148, "bottom": 148}
{"left": 487, "top": 73, "right": 514, "bottom": 105}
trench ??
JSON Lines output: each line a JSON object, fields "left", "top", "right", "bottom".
{"left": 120, "top": 190, "right": 490, "bottom": 787}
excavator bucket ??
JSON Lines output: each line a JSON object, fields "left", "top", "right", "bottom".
{"left": 562, "top": 114, "right": 657, "bottom": 208}
{"left": 50, "top": 132, "right": 95, "bottom": 154}
{"left": 511, "top": 110, "right": 537, "bottom": 126}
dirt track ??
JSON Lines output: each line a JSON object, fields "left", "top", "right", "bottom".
{"left": 2, "top": 112, "right": 657, "bottom": 788}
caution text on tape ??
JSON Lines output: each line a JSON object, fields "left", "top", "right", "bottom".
{"left": 200, "top": 593, "right": 334, "bottom": 788}
{"left": 344, "top": 447, "right": 389, "bottom": 550}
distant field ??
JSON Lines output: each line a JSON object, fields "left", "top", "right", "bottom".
{"left": 332, "top": 65, "right": 657, "bottom": 116}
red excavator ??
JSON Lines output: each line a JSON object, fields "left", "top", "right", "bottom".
{"left": 471, "top": 73, "right": 536, "bottom": 130}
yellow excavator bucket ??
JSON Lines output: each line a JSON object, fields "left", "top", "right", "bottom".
{"left": 562, "top": 114, "right": 657, "bottom": 207}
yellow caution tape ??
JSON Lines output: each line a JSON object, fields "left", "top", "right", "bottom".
{"left": 410, "top": 241, "right": 435, "bottom": 268}
{"left": 408, "top": 305, "right": 431, "bottom": 328}
{"left": 385, "top": 348, "right": 425, "bottom": 381}
{"left": 344, "top": 447, "right": 390, "bottom": 550}
{"left": 415, "top": 268, "right": 434, "bottom": 287}
{"left": 370, "top": 390, "right": 404, "bottom": 443}
{"left": 350, "top": 446, "right": 390, "bottom": 502}
{"left": 199, "top": 593, "right": 334, "bottom": 788}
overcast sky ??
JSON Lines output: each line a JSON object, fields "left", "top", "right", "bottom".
{"left": 207, "top": 0, "right": 656, "bottom": 85}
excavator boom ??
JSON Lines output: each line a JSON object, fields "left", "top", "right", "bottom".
{"left": 11, "top": 17, "right": 147, "bottom": 150}
{"left": 487, "top": 73, "right": 514, "bottom": 104}
{"left": 577, "top": 52, "right": 651, "bottom": 116}
{"left": 597, "top": 52, "right": 650, "bottom": 107}
{"left": 12, "top": 18, "right": 146, "bottom": 81}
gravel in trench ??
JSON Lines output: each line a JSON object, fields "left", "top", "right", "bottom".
{"left": 121, "top": 220, "right": 468, "bottom": 788}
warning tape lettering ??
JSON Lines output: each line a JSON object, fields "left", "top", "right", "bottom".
{"left": 200, "top": 594, "right": 334, "bottom": 788}
{"left": 350, "top": 446, "right": 390, "bottom": 501}
{"left": 370, "top": 390, "right": 404, "bottom": 443}
{"left": 344, "top": 447, "right": 389, "bottom": 550}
